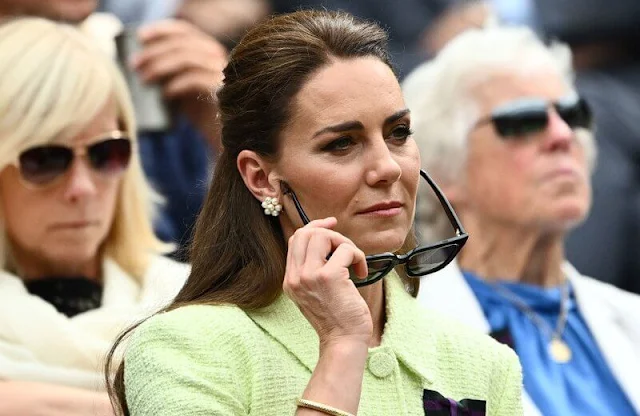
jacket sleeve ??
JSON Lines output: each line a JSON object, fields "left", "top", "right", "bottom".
{"left": 123, "top": 310, "right": 249, "bottom": 416}
{"left": 490, "top": 346, "right": 524, "bottom": 416}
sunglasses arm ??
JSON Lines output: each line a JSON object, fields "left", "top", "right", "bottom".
{"left": 419, "top": 169, "right": 467, "bottom": 238}
{"left": 281, "top": 182, "right": 311, "bottom": 225}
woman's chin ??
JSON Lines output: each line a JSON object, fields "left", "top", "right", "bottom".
{"left": 44, "top": 246, "right": 100, "bottom": 271}
{"left": 540, "top": 203, "right": 590, "bottom": 233}
{"left": 357, "top": 231, "right": 407, "bottom": 255}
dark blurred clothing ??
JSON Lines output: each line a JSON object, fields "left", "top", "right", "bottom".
{"left": 270, "top": 0, "right": 457, "bottom": 78}
{"left": 139, "top": 118, "right": 211, "bottom": 259}
{"left": 535, "top": 0, "right": 640, "bottom": 294}
{"left": 535, "top": 0, "right": 640, "bottom": 45}
{"left": 94, "top": 4, "right": 212, "bottom": 257}
{"left": 25, "top": 277, "right": 102, "bottom": 317}
{"left": 565, "top": 62, "right": 640, "bottom": 294}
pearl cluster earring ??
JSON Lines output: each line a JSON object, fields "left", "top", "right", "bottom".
{"left": 262, "top": 196, "right": 282, "bottom": 217}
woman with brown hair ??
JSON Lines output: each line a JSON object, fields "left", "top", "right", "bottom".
{"left": 107, "top": 10, "right": 523, "bottom": 416}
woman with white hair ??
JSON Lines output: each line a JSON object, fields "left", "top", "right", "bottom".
{"left": 0, "top": 18, "right": 188, "bottom": 415}
{"left": 403, "top": 26, "right": 640, "bottom": 415}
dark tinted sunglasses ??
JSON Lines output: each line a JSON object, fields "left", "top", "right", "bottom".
{"left": 14, "top": 131, "right": 132, "bottom": 187}
{"left": 283, "top": 169, "right": 469, "bottom": 287}
{"left": 476, "top": 95, "right": 592, "bottom": 138}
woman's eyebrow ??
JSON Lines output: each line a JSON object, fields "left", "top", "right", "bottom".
{"left": 312, "top": 109, "right": 411, "bottom": 138}
{"left": 312, "top": 120, "right": 364, "bottom": 138}
{"left": 385, "top": 108, "right": 410, "bottom": 125}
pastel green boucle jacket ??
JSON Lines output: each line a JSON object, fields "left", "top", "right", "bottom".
{"left": 124, "top": 273, "right": 523, "bottom": 415}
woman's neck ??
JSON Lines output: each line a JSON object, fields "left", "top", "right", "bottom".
{"left": 457, "top": 216, "right": 566, "bottom": 287}
{"left": 358, "top": 281, "right": 385, "bottom": 348}
{"left": 10, "top": 246, "right": 101, "bottom": 282}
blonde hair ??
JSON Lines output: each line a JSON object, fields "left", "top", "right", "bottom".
{"left": 0, "top": 17, "right": 171, "bottom": 280}
{"left": 402, "top": 26, "right": 597, "bottom": 241}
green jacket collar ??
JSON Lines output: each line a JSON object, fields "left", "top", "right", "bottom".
{"left": 248, "top": 272, "right": 436, "bottom": 384}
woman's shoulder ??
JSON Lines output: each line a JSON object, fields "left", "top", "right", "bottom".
{"left": 125, "top": 304, "right": 262, "bottom": 380}
{"left": 572, "top": 270, "right": 640, "bottom": 305}
{"left": 130, "top": 303, "right": 256, "bottom": 349}
{"left": 124, "top": 304, "right": 259, "bottom": 414}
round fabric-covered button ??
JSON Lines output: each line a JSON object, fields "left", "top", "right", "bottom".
{"left": 368, "top": 350, "right": 396, "bottom": 378}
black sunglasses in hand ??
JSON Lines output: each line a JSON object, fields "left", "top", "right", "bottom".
{"left": 475, "top": 95, "right": 592, "bottom": 138}
{"left": 282, "top": 169, "right": 469, "bottom": 287}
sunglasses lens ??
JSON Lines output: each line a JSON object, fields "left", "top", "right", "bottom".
{"left": 494, "top": 111, "right": 548, "bottom": 138}
{"left": 490, "top": 98, "right": 549, "bottom": 138}
{"left": 367, "top": 257, "right": 394, "bottom": 278}
{"left": 557, "top": 97, "right": 592, "bottom": 129}
{"left": 88, "top": 138, "right": 131, "bottom": 175}
{"left": 349, "top": 257, "right": 394, "bottom": 286}
{"left": 19, "top": 146, "right": 73, "bottom": 186}
{"left": 407, "top": 244, "right": 459, "bottom": 276}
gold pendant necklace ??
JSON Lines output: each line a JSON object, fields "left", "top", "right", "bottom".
{"left": 549, "top": 338, "right": 572, "bottom": 363}
{"left": 491, "top": 278, "right": 572, "bottom": 364}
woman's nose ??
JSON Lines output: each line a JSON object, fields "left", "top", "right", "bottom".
{"left": 62, "top": 158, "right": 98, "bottom": 201}
{"left": 541, "top": 110, "right": 574, "bottom": 152}
{"left": 365, "top": 140, "right": 402, "bottom": 186}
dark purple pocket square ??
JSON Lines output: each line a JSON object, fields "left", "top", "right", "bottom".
{"left": 423, "top": 389, "right": 486, "bottom": 415}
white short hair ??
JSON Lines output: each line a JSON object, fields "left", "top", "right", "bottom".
{"left": 402, "top": 26, "right": 596, "bottom": 241}
{"left": 0, "top": 18, "right": 171, "bottom": 279}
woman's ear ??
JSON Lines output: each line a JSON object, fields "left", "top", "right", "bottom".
{"left": 237, "top": 150, "right": 280, "bottom": 202}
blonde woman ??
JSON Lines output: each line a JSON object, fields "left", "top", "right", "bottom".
{"left": 0, "top": 18, "right": 188, "bottom": 415}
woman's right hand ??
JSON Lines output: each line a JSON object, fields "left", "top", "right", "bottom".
{"left": 283, "top": 217, "right": 371, "bottom": 348}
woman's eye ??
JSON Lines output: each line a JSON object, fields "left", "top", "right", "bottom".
{"left": 322, "top": 136, "right": 354, "bottom": 152}
{"left": 389, "top": 125, "right": 413, "bottom": 141}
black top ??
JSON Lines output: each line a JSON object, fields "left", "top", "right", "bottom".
{"left": 24, "top": 277, "right": 103, "bottom": 317}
